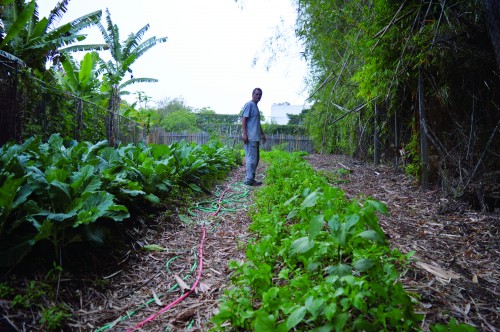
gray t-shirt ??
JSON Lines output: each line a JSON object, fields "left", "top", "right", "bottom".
{"left": 242, "top": 101, "right": 261, "bottom": 142}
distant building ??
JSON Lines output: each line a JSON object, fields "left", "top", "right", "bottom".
{"left": 270, "top": 103, "right": 304, "bottom": 125}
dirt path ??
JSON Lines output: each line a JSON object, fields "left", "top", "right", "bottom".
{"left": 68, "top": 166, "right": 255, "bottom": 331}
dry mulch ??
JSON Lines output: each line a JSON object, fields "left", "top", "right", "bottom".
{"left": 1, "top": 154, "right": 498, "bottom": 331}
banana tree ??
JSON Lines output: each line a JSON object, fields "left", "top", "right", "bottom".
{"left": 0, "top": 0, "right": 107, "bottom": 73}
{"left": 55, "top": 52, "right": 102, "bottom": 100}
{"left": 96, "top": 9, "right": 168, "bottom": 146}
{"left": 54, "top": 51, "right": 104, "bottom": 139}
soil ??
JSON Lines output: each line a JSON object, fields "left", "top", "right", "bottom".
{"left": 1, "top": 154, "right": 498, "bottom": 331}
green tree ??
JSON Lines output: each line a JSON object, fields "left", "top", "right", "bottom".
{"left": 156, "top": 97, "right": 191, "bottom": 116}
{"left": 96, "top": 9, "right": 167, "bottom": 145}
{"left": 162, "top": 109, "right": 198, "bottom": 133}
{"left": 295, "top": 0, "right": 499, "bottom": 199}
{"left": 54, "top": 52, "right": 101, "bottom": 101}
{"left": 53, "top": 51, "right": 104, "bottom": 140}
{"left": 287, "top": 109, "right": 309, "bottom": 125}
{"left": 195, "top": 108, "right": 240, "bottom": 134}
{"left": 0, "top": 0, "right": 105, "bottom": 73}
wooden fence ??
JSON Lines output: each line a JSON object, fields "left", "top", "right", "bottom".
{"left": 147, "top": 128, "right": 315, "bottom": 153}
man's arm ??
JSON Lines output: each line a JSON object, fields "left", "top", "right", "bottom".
{"left": 242, "top": 117, "right": 249, "bottom": 143}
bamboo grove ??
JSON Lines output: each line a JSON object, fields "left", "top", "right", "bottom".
{"left": 294, "top": 0, "right": 499, "bottom": 210}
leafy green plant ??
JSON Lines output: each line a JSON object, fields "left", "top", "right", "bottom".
{"left": 0, "top": 282, "right": 14, "bottom": 297}
{"left": 404, "top": 131, "right": 421, "bottom": 179}
{"left": 0, "top": 134, "right": 238, "bottom": 267}
{"left": 11, "top": 280, "right": 49, "bottom": 309}
{"left": 430, "top": 318, "right": 477, "bottom": 332}
{"left": 40, "top": 304, "right": 72, "bottom": 331}
{"left": 211, "top": 150, "right": 422, "bottom": 331}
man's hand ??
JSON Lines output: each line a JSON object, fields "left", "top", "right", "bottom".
{"left": 262, "top": 135, "right": 267, "bottom": 144}
{"left": 242, "top": 133, "right": 249, "bottom": 144}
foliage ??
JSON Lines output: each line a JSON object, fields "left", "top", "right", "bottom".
{"left": 295, "top": 0, "right": 500, "bottom": 198}
{"left": 54, "top": 52, "right": 103, "bottom": 103}
{"left": 161, "top": 109, "right": 199, "bottom": 133}
{"left": 287, "top": 108, "right": 310, "bottom": 125}
{"left": 404, "top": 128, "right": 421, "bottom": 180}
{"left": 295, "top": 0, "right": 368, "bottom": 154}
{"left": 195, "top": 110, "right": 240, "bottom": 135}
{"left": 11, "top": 280, "right": 50, "bottom": 308}
{"left": 95, "top": 8, "right": 168, "bottom": 146}
{"left": 430, "top": 318, "right": 477, "bottom": 332}
{"left": 156, "top": 97, "right": 192, "bottom": 116}
{"left": 211, "top": 150, "right": 423, "bottom": 331}
{"left": 262, "top": 123, "right": 307, "bottom": 136}
{"left": 0, "top": 0, "right": 105, "bottom": 72}
{"left": 96, "top": 8, "right": 167, "bottom": 95}
{"left": 40, "top": 304, "right": 72, "bottom": 331}
{"left": 0, "top": 134, "right": 238, "bottom": 267}
{"left": 2, "top": 263, "right": 71, "bottom": 330}
{"left": 0, "top": 282, "right": 14, "bottom": 297}
{"left": 123, "top": 106, "right": 158, "bottom": 135}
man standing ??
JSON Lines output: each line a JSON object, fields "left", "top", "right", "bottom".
{"left": 241, "top": 88, "right": 267, "bottom": 186}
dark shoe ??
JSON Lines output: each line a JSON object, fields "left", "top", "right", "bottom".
{"left": 244, "top": 180, "right": 263, "bottom": 186}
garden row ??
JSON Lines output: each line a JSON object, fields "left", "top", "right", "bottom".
{"left": 0, "top": 134, "right": 239, "bottom": 268}
{"left": 210, "top": 150, "right": 474, "bottom": 331}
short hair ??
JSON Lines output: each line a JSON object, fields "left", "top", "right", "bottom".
{"left": 252, "top": 88, "right": 262, "bottom": 94}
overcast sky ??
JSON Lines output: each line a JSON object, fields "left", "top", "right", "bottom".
{"left": 38, "top": 0, "right": 309, "bottom": 119}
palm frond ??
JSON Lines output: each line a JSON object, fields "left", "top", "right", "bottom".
{"left": 0, "top": 0, "right": 35, "bottom": 48}
{"left": 27, "top": 34, "right": 83, "bottom": 48}
{"left": 133, "top": 36, "right": 168, "bottom": 59}
{"left": 29, "top": 16, "right": 50, "bottom": 40}
{"left": 120, "top": 77, "right": 159, "bottom": 89}
{"left": 123, "top": 24, "right": 150, "bottom": 53}
{"left": 59, "top": 53, "right": 79, "bottom": 93}
{"left": 133, "top": 24, "right": 150, "bottom": 43}
{"left": 0, "top": 49, "right": 26, "bottom": 66}
{"left": 122, "top": 33, "right": 139, "bottom": 58}
{"left": 79, "top": 51, "right": 99, "bottom": 87}
{"left": 121, "top": 54, "right": 137, "bottom": 71}
{"left": 65, "top": 10, "right": 102, "bottom": 35}
{"left": 46, "top": 0, "right": 70, "bottom": 31}
{"left": 96, "top": 21, "right": 111, "bottom": 44}
{"left": 103, "top": 9, "right": 121, "bottom": 61}
{"left": 58, "top": 43, "right": 109, "bottom": 53}
{"left": 29, "top": 0, "right": 40, "bottom": 35}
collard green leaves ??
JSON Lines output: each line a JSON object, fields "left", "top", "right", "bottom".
{"left": 0, "top": 134, "right": 237, "bottom": 266}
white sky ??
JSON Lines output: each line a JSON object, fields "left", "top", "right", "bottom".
{"left": 38, "top": 0, "right": 309, "bottom": 119}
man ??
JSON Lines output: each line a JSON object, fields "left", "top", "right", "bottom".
{"left": 241, "top": 88, "right": 267, "bottom": 186}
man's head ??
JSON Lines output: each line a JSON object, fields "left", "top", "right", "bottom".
{"left": 252, "top": 88, "right": 262, "bottom": 103}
